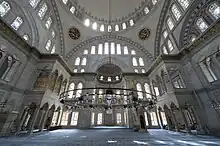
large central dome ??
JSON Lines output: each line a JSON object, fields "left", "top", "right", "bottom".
{"left": 77, "top": 0, "right": 145, "bottom": 21}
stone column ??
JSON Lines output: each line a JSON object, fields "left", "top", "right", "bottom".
{"left": 158, "top": 111, "right": 163, "bottom": 129}
{"left": 27, "top": 106, "right": 40, "bottom": 133}
{"left": 39, "top": 109, "right": 49, "bottom": 131}
{"left": 155, "top": 109, "right": 162, "bottom": 129}
{"left": 55, "top": 111, "right": 60, "bottom": 126}
{"left": 170, "top": 109, "right": 179, "bottom": 132}
{"left": 37, "top": 110, "right": 45, "bottom": 129}
{"left": 68, "top": 111, "right": 73, "bottom": 126}
{"left": 18, "top": 110, "right": 28, "bottom": 131}
{"left": 180, "top": 109, "right": 191, "bottom": 134}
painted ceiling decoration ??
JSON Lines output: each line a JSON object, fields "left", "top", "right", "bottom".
{"left": 139, "top": 28, "right": 151, "bottom": 40}
{"left": 68, "top": 26, "right": 81, "bottom": 40}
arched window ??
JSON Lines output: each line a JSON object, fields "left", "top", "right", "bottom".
{"left": 144, "top": 7, "right": 149, "bottom": 14}
{"left": 122, "top": 22, "right": 126, "bottom": 29}
{"left": 161, "top": 71, "right": 168, "bottom": 92}
{"left": 132, "top": 58, "right": 138, "bottom": 66}
{"left": 136, "top": 83, "right": 143, "bottom": 99}
{"left": 81, "top": 57, "right": 87, "bottom": 66}
{"left": 152, "top": 0, "right": 157, "bottom": 5}
{"left": 75, "top": 57, "right": 80, "bottom": 66}
{"left": 51, "top": 30, "right": 56, "bottom": 38}
{"left": 62, "top": 0, "right": 68, "bottom": 4}
{"left": 80, "top": 69, "right": 85, "bottom": 73}
{"left": 73, "top": 69, "right": 77, "bottom": 73}
{"left": 84, "top": 18, "right": 90, "bottom": 27}
{"left": 115, "top": 24, "right": 119, "bottom": 31}
{"left": 100, "top": 24, "right": 104, "bottom": 32}
{"left": 23, "top": 34, "right": 29, "bottom": 41}
{"left": 156, "top": 75, "right": 165, "bottom": 94}
{"left": 134, "top": 69, "right": 138, "bottom": 73}
{"left": 196, "top": 18, "right": 208, "bottom": 32}
{"left": 51, "top": 45, "right": 56, "bottom": 54}
{"left": 99, "top": 90, "right": 103, "bottom": 99}
{"left": 91, "top": 112, "right": 95, "bottom": 125}
{"left": 104, "top": 42, "right": 109, "bottom": 54}
{"left": 167, "top": 39, "right": 174, "bottom": 52}
{"left": 38, "top": 3, "right": 48, "bottom": 19}
{"left": 139, "top": 58, "right": 144, "bottom": 66}
{"left": 152, "top": 80, "right": 160, "bottom": 96}
{"left": 116, "top": 44, "right": 121, "bottom": 54}
{"left": 92, "top": 22, "right": 97, "bottom": 30}
{"left": 200, "top": 57, "right": 217, "bottom": 82}
{"left": 144, "top": 83, "right": 152, "bottom": 99}
{"left": 150, "top": 112, "right": 158, "bottom": 126}
{"left": 108, "top": 25, "right": 112, "bottom": 32}
{"left": 92, "top": 89, "right": 96, "bottom": 101}
{"left": 191, "top": 35, "right": 197, "bottom": 42}
{"left": 70, "top": 6, "right": 75, "bottom": 14}
{"left": 45, "top": 40, "right": 51, "bottom": 50}
{"left": 116, "top": 113, "right": 122, "bottom": 124}
{"left": 144, "top": 112, "right": 149, "bottom": 126}
{"left": 163, "top": 46, "right": 168, "bottom": 54}
{"left": 97, "top": 113, "right": 103, "bottom": 125}
{"left": 209, "top": 3, "right": 220, "bottom": 19}
{"left": 59, "top": 79, "right": 67, "bottom": 95}
{"left": 124, "top": 46, "right": 129, "bottom": 54}
{"left": 0, "top": 55, "right": 18, "bottom": 81}
{"left": 177, "top": 0, "right": 190, "bottom": 10}
{"left": 71, "top": 112, "right": 79, "bottom": 126}
{"left": 167, "top": 17, "right": 174, "bottom": 30}
{"left": 76, "top": 82, "right": 83, "bottom": 98}
{"left": 129, "top": 19, "right": 134, "bottom": 26}
{"left": 171, "top": 4, "right": 181, "bottom": 21}
{"left": 98, "top": 44, "right": 103, "bottom": 54}
{"left": 0, "top": 1, "right": 11, "bottom": 17}
{"left": 49, "top": 70, "right": 58, "bottom": 91}
{"left": 11, "top": 17, "right": 23, "bottom": 30}
{"left": 91, "top": 46, "right": 96, "bottom": 54}
{"left": 29, "top": 0, "right": 41, "bottom": 8}
{"left": 163, "top": 30, "right": 168, "bottom": 39}
{"left": 131, "top": 50, "right": 136, "bottom": 55}
{"left": 83, "top": 50, "right": 88, "bottom": 55}
{"left": 61, "top": 110, "right": 69, "bottom": 126}
{"left": 141, "top": 69, "right": 146, "bottom": 73}
{"left": 45, "top": 17, "right": 52, "bottom": 29}
{"left": 111, "top": 42, "right": 115, "bottom": 54}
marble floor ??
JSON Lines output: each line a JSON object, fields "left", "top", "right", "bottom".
{"left": 0, "top": 129, "right": 220, "bottom": 146}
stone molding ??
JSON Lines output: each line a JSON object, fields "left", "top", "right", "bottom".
{"left": 65, "top": 35, "right": 154, "bottom": 61}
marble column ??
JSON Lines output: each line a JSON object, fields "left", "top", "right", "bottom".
{"left": 40, "top": 109, "right": 49, "bottom": 131}
{"left": 180, "top": 109, "right": 191, "bottom": 134}
{"left": 37, "top": 110, "right": 45, "bottom": 129}
{"left": 170, "top": 109, "right": 179, "bottom": 132}
{"left": 18, "top": 110, "right": 28, "bottom": 131}
{"left": 158, "top": 111, "right": 164, "bottom": 129}
{"left": 27, "top": 106, "right": 40, "bottom": 133}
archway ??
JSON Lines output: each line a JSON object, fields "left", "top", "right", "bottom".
{"left": 163, "top": 105, "right": 174, "bottom": 130}
{"left": 44, "top": 105, "right": 56, "bottom": 130}
{"left": 34, "top": 103, "right": 49, "bottom": 131}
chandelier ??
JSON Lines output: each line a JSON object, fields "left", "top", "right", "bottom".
{"left": 59, "top": 87, "right": 157, "bottom": 110}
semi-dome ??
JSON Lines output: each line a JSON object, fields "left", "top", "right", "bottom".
{"left": 77, "top": 0, "right": 145, "bottom": 21}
